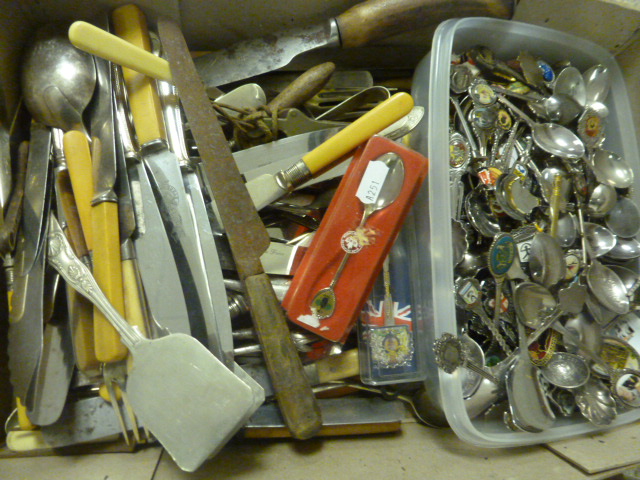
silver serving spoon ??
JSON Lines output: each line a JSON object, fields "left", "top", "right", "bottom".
{"left": 556, "top": 213, "right": 578, "bottom": 248}
{"left": 310, "top": 153, "right": 404, "bottom": 319}
{"left": 496, "top": 94, "right": 585, "bottom": 159}
{"left": 21, "top": 24, "right": 96, "bottom": 135}
{"left": 564, "top": 312, "right": 604, "bottom": 359}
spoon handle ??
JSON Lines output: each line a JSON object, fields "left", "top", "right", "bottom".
{"left": 496, "top": 94, "right": 535, "bottom": 129}
{"left": 472, "top": 305, "right": 512, "bottom": 355}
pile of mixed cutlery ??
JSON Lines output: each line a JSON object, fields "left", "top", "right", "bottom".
{"left": 2, "top": 2, "right": 435, "bottom": 471}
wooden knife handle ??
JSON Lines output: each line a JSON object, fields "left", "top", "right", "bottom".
{"left": 336, "top": 0, "right": 515, "bottom": 48}
{"left": 62, "top": 131, "right": 94, "bottom": 251}
{"left": 92, "top": 201, "right": 127, "bottom": 363}
{"left": 302, "top": 91, "right": 413, "bottom": 175}
{"left": 112, "top": 4, "right": 165, "bottom": 145}
{"left": 244, "top": 272, "right": 322, "bottom": 439}
{"left": 267, "top": 62, "right": 335, "bottom": 112}
{"left": 69, "top": 21, "right": 173, "bottom": 83}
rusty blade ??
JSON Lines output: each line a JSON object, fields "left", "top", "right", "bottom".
{"left": 158, "top": 17, "right": 322, "bottom": 440}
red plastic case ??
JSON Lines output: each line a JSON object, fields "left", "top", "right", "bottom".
{"left": 282, "top": 135, "right": 429, "bottom": 343}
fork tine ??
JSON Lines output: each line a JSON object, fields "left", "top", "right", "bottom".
{"left": 102, "top": 380, "right": 130, "bottom": 446}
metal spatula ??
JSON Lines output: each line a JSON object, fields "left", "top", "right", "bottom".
{"left": 46, "top": 215, "right": 261, "bottom": 472}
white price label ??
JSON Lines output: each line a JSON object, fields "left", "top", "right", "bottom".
{"left": 356, "top": 160, "right": 389, "bottom": 205}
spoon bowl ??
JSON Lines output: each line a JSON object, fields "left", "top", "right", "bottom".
{"left": 554, "top": 66, "right": 587, "bottom": 107}
{"left": 583, "top": 64, "right": 611, "bottom": 106}
{"left": 583, "top": 222, "right": 616, "bottom": 257}
{"left": 605, "top": 196, "right": 640, "bottom": 238}
{"left": 589, "top": 149, "right": 634, "bottom": 189}
{"left": 541, "top": 352, "right": 590, "bottom": 389}
{"left": 588, "top": 183, "right": 617, "bottom": 218}
{"left": 21, "top": 24, "right": 96, "bottom": 134}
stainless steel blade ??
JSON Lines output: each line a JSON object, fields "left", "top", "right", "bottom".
{"left": 141, "top": 140, "right": 218, "bottom": 348}
{"left": 8, "top": 122, "right": 52, "bottom": 403}
{"left": 158, "top": 78, "right": 233, "bottom": 363}
{"left": 90, "top": 20, "right": 117, "bottom": 201}
{"left": 127, "top": 160, "right": 192, "bottom": 337}
{"left": 19, "top": 122, "right": 52, "bottom": 274}
{"left": 194, "top": 20, "right": 339, "bottom": 93}
{"left": 8, "top": 231, "right": 46, "bottom": 402}
{"left": 112, "top": 62, "right": 191, "bottom": 338}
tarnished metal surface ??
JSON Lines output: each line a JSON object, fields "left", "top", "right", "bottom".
{"left": 194, "top": 20, "right": 339, "bottom": 92}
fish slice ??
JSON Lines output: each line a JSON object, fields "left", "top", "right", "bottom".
{"left": 46, "top": 215, "right": 260, "bottom": 472}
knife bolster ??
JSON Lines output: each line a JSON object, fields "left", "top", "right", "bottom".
{"left": 91, "top": 192, "right": 118, "bottom": 206}
{"left": 276, "top": 160, "right": 312, "bottom": 192}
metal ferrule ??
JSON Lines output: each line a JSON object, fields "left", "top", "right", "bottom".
{"left": 275, "top": 160, "right": 312, "bottom": 192}
{"left": 91, "top": 191, "right": 118, "bottom": 206}
{"left": 140, "top": 138, "right": 169, "bottom": 156}
{"left": 120, "top": 238, "right": 135, "bottom": 262}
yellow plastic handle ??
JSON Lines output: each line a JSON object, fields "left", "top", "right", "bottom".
{"left": 112, "top": 4, "right": 165, "bottom": 145}
{"left": 92, "top": 201, "right": 127, "bottom": 363}
{"left": 302, "top": 92, "right": 414, "bottom": 174}
{"left": 315, "top": 348, "right": 360, "bottom": 383}
{"left": 69, "top": 21, "right": 173, "bottom": 83}
{"left": 63, "top": 130, "right": 94, "bottom": 250}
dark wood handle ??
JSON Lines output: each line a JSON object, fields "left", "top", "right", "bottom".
{"left": 267, "top": 62, "right": 335, "bottom": 112}
{"left": 244, "top": 272, "right": 322, "bottom": 439}
{"left": 336, "top": 0, "right": 515, "bottom": 48}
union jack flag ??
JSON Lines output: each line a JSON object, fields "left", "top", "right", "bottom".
{"left": 364, "top": 300, "right": 412, "bottom": 329}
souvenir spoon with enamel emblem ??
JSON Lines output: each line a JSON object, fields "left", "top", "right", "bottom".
{"left": 310, "top": 153, "right": 405, "bottom": 319}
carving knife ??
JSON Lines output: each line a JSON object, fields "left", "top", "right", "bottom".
{"left": 158, "top": 15, "right": 322, "bottom": 440}
{"left": 244, "top": 92, "right": 413, "bottom": 211}
{"left": 112, "top": 62, "right": 191, "bottom": 338}
{"left": 193, "top": 0, "right": 515, "bottom": 91}
{"left": 112, "top": 5, "right": 213, "bottom": 348}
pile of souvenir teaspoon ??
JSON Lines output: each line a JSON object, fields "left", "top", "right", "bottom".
{"left": 434, "top": 45, "right": 640, "bottom": 432}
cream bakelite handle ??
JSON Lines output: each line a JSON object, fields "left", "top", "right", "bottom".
{"left": 69, "top": 21, "right": 173, "bottom": 83}
{"left": 301, "top": 92, "right": 414, "bottom": 175}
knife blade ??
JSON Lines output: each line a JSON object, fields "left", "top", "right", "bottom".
{"left": 245, "top": 92, "right": 413, "bottom": 211}
{"left": 112, "top": 62, "right": 191, "bottom": 338}
{"left": 112, "top": 4, "right": 218, "bottom": 348}
{"left": 8, "top": 122, "right": 52, "bottom": 404}
{"left": 156, "top": 77, "right": 233, "bottom": 363}
{"left": 158, "top": 15, "right": 322, "bottom": 440}
{"left": 194, "top": 0, "right": 515, "bottom": 90}
{"left": 90, "top": 29, "right": 128, "bottom": 364}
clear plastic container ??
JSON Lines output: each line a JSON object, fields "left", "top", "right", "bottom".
{"left": 408, "top": 17, "right": 640, "bottom": 447}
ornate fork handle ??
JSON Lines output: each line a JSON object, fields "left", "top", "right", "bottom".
{"left": 47, "top": 215, "right": 142, "bottom": 349}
